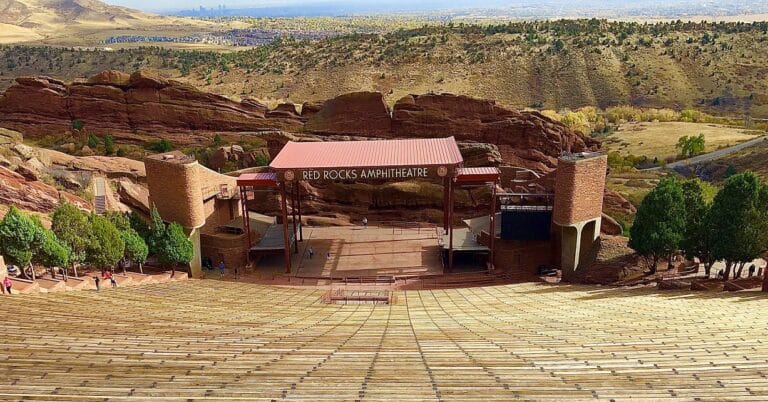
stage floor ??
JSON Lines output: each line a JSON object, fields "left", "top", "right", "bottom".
{"left": 256, "top": 225, "right": 447, "bottom": 278}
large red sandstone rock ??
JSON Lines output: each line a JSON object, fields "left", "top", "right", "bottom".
{"left": 304, "top": 91, "right": 392, "bottom": 136}
{"left": 0, "top": 166, "right": 90, "bottom": 213}
{"left": 0, "top": 72, "right": 303, "bottom": 146}
{"left": 391, "top": 94, "right": 599, "bottom": 172}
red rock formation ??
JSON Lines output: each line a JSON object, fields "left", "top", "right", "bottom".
{"left": 0, "top": 166, "right": 90, "bottom": 213}
{"left": 266, "top": 103, "right": 300, "bottom": 119}
{"left": 304, "top": 91, "right": 392, "bottom": 136}
{"left": 391, "top": 94, "right": 599, "bottom": 172}
{"left": 0, "top": 70, "right": 302, "bottom": 146}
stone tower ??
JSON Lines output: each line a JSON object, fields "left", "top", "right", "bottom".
{"left": 552, "top": 153, "right": 608, "bottom": 280}
{"left": 145, "top": 152, "right": 206, "bottom": 277}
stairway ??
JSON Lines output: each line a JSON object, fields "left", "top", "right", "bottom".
{"left": 93, "top": 176, "right": 107, "bottom": 214}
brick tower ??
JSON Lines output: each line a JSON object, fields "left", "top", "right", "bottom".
{"left": 552, "top": 153, "right": 608, "bottom": 280}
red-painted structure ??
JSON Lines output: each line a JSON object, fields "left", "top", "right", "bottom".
{"left": 236, "top": 137, "right": 500, "bottom": 274}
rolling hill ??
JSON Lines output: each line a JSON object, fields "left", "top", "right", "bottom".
{"left": 0, "top": 0, "right": 214, "bottom": 45}
{"left": 2, "top": 20, "right": 768, "bottom": 118}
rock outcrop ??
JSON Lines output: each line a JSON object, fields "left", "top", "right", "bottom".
{"left": 304, "top": 92, "right": 392, "bottom": 136}
{"left": 303, "top": 92, "right": 598, "bottom": 173}
{"left": 208, "top": 145, "right": 271, "bottom": 171}
{"left": 0, "top": 166, "right": 89, "bottom": 213}
{"left": 392, "top": 94, "right": 599, "bottom": 172}
{"left": 0, "top": 70, "right": 303, "bottom": 146}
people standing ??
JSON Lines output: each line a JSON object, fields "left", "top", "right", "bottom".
{"left": 362, "top": 217, "right": 368, "bottom": 228}
{"left": 93, "top": 275, "right": 101, "bottom": 291}
{"left": 219, "top": 261, "right": 226, "bottom": 278}
{"left": 3, "top": 276, "right": 12, "bottom": 295}
{"left": 308, "top": 246, "right": 315, "bottom": 259}
{"left": 103, "top": 270, "right": 117, "bottom": 288}
{"left": 749, "top": 264, "right": 756, "bottom": 277}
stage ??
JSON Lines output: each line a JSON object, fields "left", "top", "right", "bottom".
{"left": 254, "top": 225, "right": 450, "bottom": 278}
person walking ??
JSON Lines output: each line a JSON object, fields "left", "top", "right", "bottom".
{"left": 93, "top": 275, "right": 101, "bottom": 291}
{"left": 104, "top": 270, "right": 117, "bottom": 288}
{"left": 219, "top": 261, "right": 226, "bottom": 278}
{"left": 308, "top": 246, "right": 315, "bottom": 259}
{"left": 362, "top": 217, "right": 368, "bottom": 228}
{"left": 3, "top": 276, "right": 12, "bottom": 295}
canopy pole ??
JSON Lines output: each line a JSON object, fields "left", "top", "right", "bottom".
{"left": 297, "top": 182, "right": 304, "bottom": 242}
{"left": 443, "top": 176, "right": 450, "bottom": 233}
{"left": 280, "top": 181, "right": 291, "bottom": 274}
{"left": 290, "top": 182, "right": 299, "bottom": 254}
{"left": 489, "top": 181, "right": 497, "bottom": 271}
{"left": 241, "top": 186, "right": 251, "bottom": 253}
{"left": 448, "top": 178, "right": 455, "bottom": 273}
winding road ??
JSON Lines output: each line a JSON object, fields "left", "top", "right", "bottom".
{"left": 644, "top": 134, "right": 768, "bottom": 171}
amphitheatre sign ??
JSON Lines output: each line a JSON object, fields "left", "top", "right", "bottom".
{"left": 281, "top": 165, "right": 450, "bottom": 182}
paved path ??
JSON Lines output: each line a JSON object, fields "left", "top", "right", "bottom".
{"left": 644, "top": 135, "right": 768, "bottom": 171}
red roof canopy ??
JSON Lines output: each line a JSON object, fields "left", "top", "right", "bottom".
{"left": 270, "top": 137, "right": 463, "bottom": 170}
{"left": 456, "top": 167, "right": 501, "bottom": 183}
{"left": 236, "top": 172, "right": 278, "bottom": 187}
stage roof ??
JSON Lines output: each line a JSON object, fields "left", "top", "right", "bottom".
{"left": 456, "top": 167, "right": 501, "bottom": 183}
{"left": 236, "top": 172, "right": 278, "bottom": 187}
{"left": 269, "top": 137, "right": 463, "bottom": 170}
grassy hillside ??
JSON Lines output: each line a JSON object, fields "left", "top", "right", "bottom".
{"left": 2, "top": 20, "right": 767, "bottom": 116}
{"left": 603, "top": 122, "right": 764, "bottom": 161}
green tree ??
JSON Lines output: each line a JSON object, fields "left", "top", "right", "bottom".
{"left": 121, "top": 228, "right": 149, "bottom": 273}
{"left": 675, "top": 134, "right": 706, "bottom": 158}
{"left": 0, "top": 206, "right": 39, "bottom": 269}
{"left": 105, "top": 211, "right": 131, "bottom": 232}
{"left": 680, "top": 179, "right": 715, "bottom": 276}
{"left": 212, "top": 133, "right": 224, "bottom": 146}
{"left": 148, "top": 139, "right": 173, "bottom": 153}
{"left": 37, "top": 229, "right": 70, "bottom": 269}
{"left": 156, "top": 222, "right": 194, "bottom": 274}
{"left": 86, "top": 214, "right": 125, "bottom": 270}
{"left": 104, "top": 134, "right": 115, "bottom": 155}
{"left": 629, "top": 177, "right": 686, "bottom": 274}
{"left": 147, "top": 206, "right": 167, "bottom": 255}
{"left": 52, "top": 202, "right": 93, "bottom": 275}
{"left": 0, "top": 207, "right": 70, "bottom": 278}
{"left": 87, "top": 133, "right": 99, "bottom": 149}
{"left": 708, "top": 172, "right": 768, "bottom": 281}
{"left": 71, "top": 119, "right": 84, "bottom": 131}
{"left": 129, "top": 211, "right": 151, "bottom": 241}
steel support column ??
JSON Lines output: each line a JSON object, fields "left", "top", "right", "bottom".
{"left": 443, "top": 177, "right": 450, "bottom": 233}
{"left": 290, "top": 182, "right": 299, "bottom": 254}
{"left": 297, "top": 182, "right": 304, "bottom": 242}
{"left": 448, "top": 178, "right": 455, "bottom": 273}
{"left": 489, "top": 181, "right": 497, "bottom": 271}
{"left": 280, "top": 182, "right": 291, "bottom": 274}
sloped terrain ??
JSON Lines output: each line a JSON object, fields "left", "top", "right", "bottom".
{"left": 1, "top": 280, "right": 767, "bottom": 400}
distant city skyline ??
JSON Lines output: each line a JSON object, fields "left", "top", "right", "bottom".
{"left": 103, "top": 0, "right": 768, "bottom": 16}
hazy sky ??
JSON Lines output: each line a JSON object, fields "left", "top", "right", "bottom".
{"left": 104, "top": 0, "right": 746, "bottom": 14}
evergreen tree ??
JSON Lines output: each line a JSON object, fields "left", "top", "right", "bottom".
{"left": 679, "top": 179, "right": 715, "bottom": 277}
{"left": 51, "top": 202, "right": 92, "bottom": 268}
{"left": 156, "top": 222, "right": 194, "bottom": 276}
{"left": 121, "top": 228, "right": 149, "bottom": 273}
{"left": 86, "top": 215, "right": 125, "bottom": 270}
{"left": 629, "top": 177, "right": 686, "bottom": 274}
{"left": 709, "top": 172, "right": 768, "bottom": 280}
